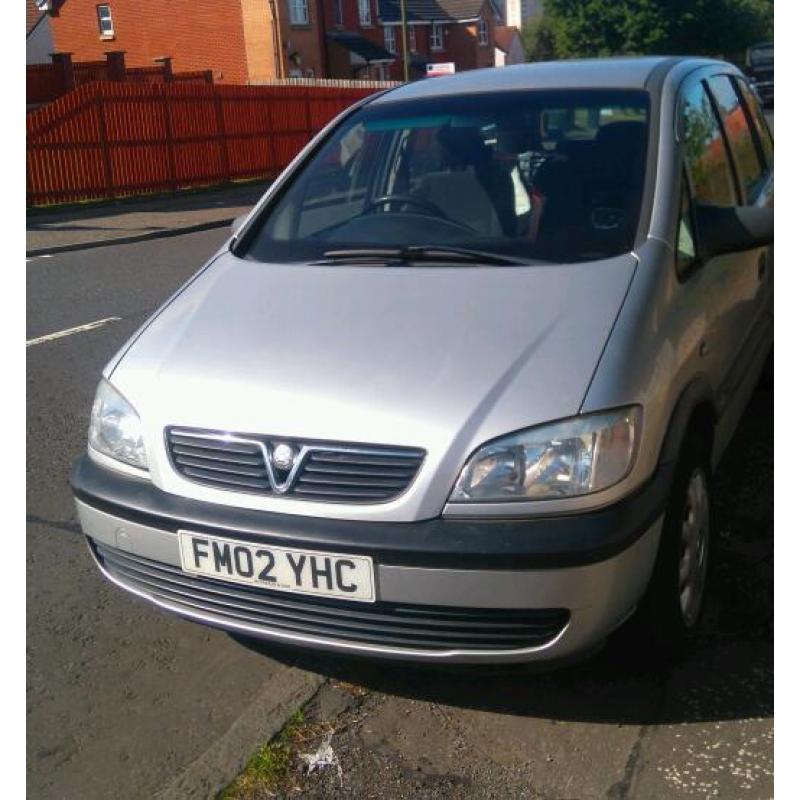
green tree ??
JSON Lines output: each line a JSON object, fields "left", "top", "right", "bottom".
{"left": 533, "top": 0, "right": 772, "bottom": 64}
{"left": 521, "top": 14, "right": 557, "bottom": 62}
{"left": 545, "top": 0, "right": 667, "bottom": 58}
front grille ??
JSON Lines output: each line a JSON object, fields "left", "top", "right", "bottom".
{"left": 166, "top": 428, "right": 425, "bottom": 503}
{"left": 92, "top": 541, "right": 570, "bottom": 653}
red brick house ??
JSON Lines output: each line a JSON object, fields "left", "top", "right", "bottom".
{"left": 377, "top": 0, "right": 499, "bottom": 80}
{"left": 494, "top": 24, "right": 524, "bottom": 67}
{"left": 28, "top": 0, "right": 327, "bottom": 83}
{"left": 319, "top": 0, "right": 397, "bottom": 81}
{"left": 320, "top": 0, "right": 499, "bottom": 80}
{"left": 27, "top": 0, "right": 54, "bottom": 64}
{"left": 31, "top": 0, "right": 499, "bottom": 85}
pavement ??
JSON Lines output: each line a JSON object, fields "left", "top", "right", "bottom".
{"left": 26, "top": 181, "right": 269, "bottom": 256}
{"left": 26, "top": 171, "right": 773, "bottom": 798}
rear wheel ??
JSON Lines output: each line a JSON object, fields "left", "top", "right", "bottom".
{"left": 633, "top": 436, "right": 712, "bottom": 655}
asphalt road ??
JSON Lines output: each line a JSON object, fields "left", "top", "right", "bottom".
{"left": 26, "top": 230, "right": 297, "bottom": 799}
{"left": 27, "top": 228, "right": 773, "bottom": 799}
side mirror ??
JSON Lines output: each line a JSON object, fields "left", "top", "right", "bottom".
{"left": 694, "top": 204, "right": 773, "bottom": 259}
{"left": 230, "top": 213, "right": 249, "bottom": 237}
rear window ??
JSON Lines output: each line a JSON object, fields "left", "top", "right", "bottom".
{"left": 242, "top": 89, "right": 650, "bottom": 264}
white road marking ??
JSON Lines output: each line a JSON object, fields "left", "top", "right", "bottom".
{"left": 26, "top": 316, "right": 121, "bottom": 347}
{"left": 26, "top": 254, "right": 54, "bottom": 262}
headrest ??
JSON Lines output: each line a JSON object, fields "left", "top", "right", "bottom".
{"left": 436, "top": 125, "right": 491, "bottom": 167}
{"left": 595, "top": 121, "right": 647, "bottom": 152}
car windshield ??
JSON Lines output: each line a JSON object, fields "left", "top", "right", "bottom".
{"left": 242, "top": 89, "right": 650, "bottom": 265}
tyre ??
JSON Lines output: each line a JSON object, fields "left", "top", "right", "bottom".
{"left": 632, "top": 435, "right": 712, "bottom": 657}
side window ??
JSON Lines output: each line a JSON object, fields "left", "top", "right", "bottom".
{"left": 291, "top": 124, "right": 372, "bottom": 238}
{"left": 707, "top": 75, "right": 767, "bottom": 203}
{"left": 734, "top": 76, "right": 773, "bottom": 169}
{"left": 681, "top": 80, "right": 737, "bottom": 206}
{"left": 676, "top": 174, "right": 697, "bottom": 276}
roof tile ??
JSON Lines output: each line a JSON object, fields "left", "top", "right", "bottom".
{"left": 26, "top": 0, "right": 44, "bottom": 36}
{"left": 494, "top": 25, "right": 520, "bottom": 53}
{"left": 378, "top": 0, "right": 486, "bottom": 23}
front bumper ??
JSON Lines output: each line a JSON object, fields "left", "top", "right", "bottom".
{"left": 72, "top": 455, "right": 667, "bottom": 663}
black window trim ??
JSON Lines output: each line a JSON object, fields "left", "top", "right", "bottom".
{"left": 702, "top": 75, "right": 744, "bottom": 205}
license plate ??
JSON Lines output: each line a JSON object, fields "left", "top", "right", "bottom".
{"left": 178, "top": 531, "right": 375, "bottom": 602}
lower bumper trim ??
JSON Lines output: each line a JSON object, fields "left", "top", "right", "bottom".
{"left": 90, "top": 538, "right": 570, "bottom": 655}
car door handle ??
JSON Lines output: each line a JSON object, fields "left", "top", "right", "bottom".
{"left": 758, "top": 252, "right": 768, "bottom": 281}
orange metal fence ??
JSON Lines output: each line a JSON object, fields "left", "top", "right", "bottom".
{"left": 27, "top": 60, "right": 215, "bottom": 107}
{"left": 73, "top": 61, "right": 111, "bottom": 87}
{"left": 27, "top": 81, "right": 380, "bottom": 206}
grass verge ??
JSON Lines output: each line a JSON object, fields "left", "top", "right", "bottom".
{"left": 218, "top": 708, "right": 336, "bottom": 799}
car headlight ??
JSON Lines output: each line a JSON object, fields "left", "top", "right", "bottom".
{"left": 450, "top": 407, "right": 640, "bottom": 502}
{"left": 88, "top": 379, "right": 148, "bottom": 470}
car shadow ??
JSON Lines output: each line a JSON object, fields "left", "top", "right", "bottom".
{"left": 233, "top": 386, "right": 773, "bottom": 727}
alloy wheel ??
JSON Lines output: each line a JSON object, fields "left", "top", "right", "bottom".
{"left": 678, "top": 468, "right": 710, "bottom": 628}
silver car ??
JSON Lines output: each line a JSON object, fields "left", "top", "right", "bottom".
{"left": 72, "top": 57, "right": 773, "bottom": 664}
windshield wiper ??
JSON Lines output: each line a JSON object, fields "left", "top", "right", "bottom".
{"left": 314, "top": 246, "right": 532, "bottom": 266}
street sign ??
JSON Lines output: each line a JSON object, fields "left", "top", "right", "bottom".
{"left": 426, "top": 62, "right": 456, "bottom": 77}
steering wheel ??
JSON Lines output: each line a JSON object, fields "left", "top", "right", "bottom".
{"left": 359, "top": 193, "right": 478, "bottom": 235}
{"left": 362, "top": 194, "right": 448, "bottom": 218}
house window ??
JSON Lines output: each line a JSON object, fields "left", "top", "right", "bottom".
{"left": 96, "top": 4, "right": 114, "bottom": 36}
{"left": 383, "top": 26, "right": 396, "bottom": 54}
{"left": 430, "top": 23, "right": 443, "bottom": 50}
{"left": 408, "top": 26, "right": 416, "bottom": 52}
{"left": 289, "top": 0, "right": 309, "bottom": 25}
{"left": 334, "top": 0, "right": 343, "bottom": 26}
{"left": 478, "top": 16, "right": 488, "bottom": 46}
{"left": 358, "top": 0, "right": 371, "bottom": 26}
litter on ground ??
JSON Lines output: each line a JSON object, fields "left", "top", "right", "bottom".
{"left": 300, "top": 735, "right": 343, "bottom": 785}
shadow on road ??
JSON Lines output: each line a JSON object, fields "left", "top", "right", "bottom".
{"left": 234, "top": 386, "right": 773, "bottom": 728}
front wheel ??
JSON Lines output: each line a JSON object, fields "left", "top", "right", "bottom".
{"left": 633, "top": 437, "right": 712, "bottom": 655}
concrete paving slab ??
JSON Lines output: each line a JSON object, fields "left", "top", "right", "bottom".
{"left": 26, "top": 182, "right": 269, "bottom": 255}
